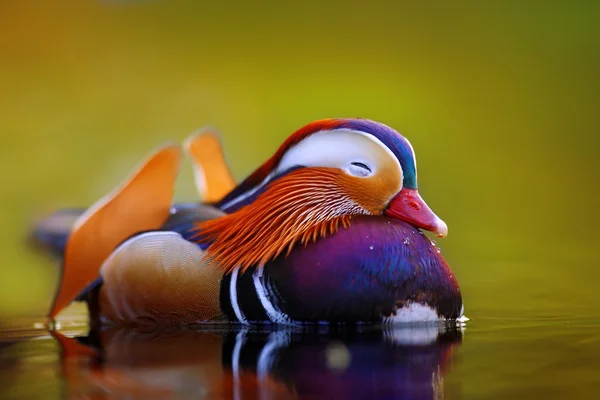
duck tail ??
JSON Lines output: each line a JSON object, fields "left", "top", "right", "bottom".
{"left": 48, "top": 145, "right": 182, "bottom": 319}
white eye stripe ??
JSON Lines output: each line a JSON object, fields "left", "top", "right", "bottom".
{"left": 222, "top": 128, "right": 405, "bottom": 210}
{"left": 277, "top": 129, "right": 402, "bottom": 176}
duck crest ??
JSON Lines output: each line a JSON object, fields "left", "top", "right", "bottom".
{"left": 193, "top": 168, "right": 369, "bottom": 274}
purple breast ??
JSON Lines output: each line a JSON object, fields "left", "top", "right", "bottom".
{"left": 262, "top": 216, "right": 462, "bottom": 322}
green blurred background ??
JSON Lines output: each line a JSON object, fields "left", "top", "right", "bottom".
{"left": 1, "top": 0, "right": 599, "bottom": 319}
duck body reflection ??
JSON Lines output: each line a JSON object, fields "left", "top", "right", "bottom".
{"left": 57, "top": 324, "right": 462, "bottom": 399}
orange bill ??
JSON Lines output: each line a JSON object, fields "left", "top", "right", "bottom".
{"left": 48, "top": 145, "right": 182, "bottom": 318}
{"left": 184, "top": 129, "right": 236, "bottom": 203}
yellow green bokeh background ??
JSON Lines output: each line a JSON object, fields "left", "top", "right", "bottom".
{"left": 1, "top": 0, "right": 599, "bottom": 319}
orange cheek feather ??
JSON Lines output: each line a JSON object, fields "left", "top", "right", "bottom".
{"left": 193, "top": 168, "right": 374, "bottom": 274}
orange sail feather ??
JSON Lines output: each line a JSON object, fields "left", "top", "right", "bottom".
{"left": 184, "top": 129, "right": 236, "bottom": 203}
{"left": 48, "top": 145, "right": 181, "bottom": 318}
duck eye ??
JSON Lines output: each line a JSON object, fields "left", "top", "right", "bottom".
{"left": 351, "top": 162, "right": 371, "bottom": 172}
{"left": 347, "top": 162, "right": 372, "bottom": 177}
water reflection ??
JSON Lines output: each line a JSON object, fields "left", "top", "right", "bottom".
{"left": 50, "top": 323, "right": 462, "bottom": 399}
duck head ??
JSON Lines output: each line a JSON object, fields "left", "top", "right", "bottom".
{"left": 195, "top": 118, "right": 448, "bottom": 273}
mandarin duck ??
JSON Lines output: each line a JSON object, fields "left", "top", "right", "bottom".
{"left": 34, "top": 118, "right": 464, "bottom": 326}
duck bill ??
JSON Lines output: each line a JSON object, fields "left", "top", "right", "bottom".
{"left": 384, "top": 188, "right": 448, "bottom": 238}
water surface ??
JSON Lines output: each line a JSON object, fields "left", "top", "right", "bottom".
{"left": 1, "top": 301, "right": 599, "bottom": 399}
